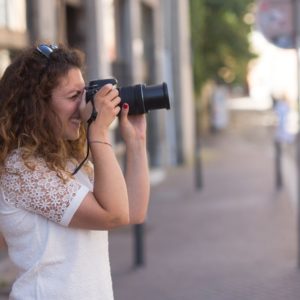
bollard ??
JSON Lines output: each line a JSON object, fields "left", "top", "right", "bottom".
{"left": 195, "top": 140, "right": 203, "bottom": 189}
{"left": 274, "top": 140, "right": 283, "bottom": 190}
{"left": 194, "top": 102, "right": 203, "bottom": 190}
{"left": 133, "top": 224, "right": 145, "bottom": 267}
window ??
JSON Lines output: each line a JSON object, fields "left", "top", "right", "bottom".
{"left": 0, "top": 0, "right": 26, "bottom": 32}
{"left": 0, "top": 0, "right": 6, "bottom": 28}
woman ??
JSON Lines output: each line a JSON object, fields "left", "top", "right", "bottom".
{"left": 0, "top": 44, "right": 149, "bottom": 299}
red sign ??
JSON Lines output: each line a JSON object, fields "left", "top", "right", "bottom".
{"left": 256, "top": 0, "right": 295, "bottom": 48}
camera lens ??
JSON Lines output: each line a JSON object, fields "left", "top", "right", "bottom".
{"left": 119, "top": 83, "right": 170, "bottom": 115}
{"left": 119, "top": 85, "right": 144, "bottom": 115}
{"left": 143, "top": 83, "right": 170, "bottom": 112}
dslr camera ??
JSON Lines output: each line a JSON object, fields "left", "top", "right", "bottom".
{"left": 85, "top": 78, "right": 170, "bottom": 115}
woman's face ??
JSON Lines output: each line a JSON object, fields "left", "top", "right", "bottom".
{"left": 51, "top": 68, "right": 85, "bottom": 140}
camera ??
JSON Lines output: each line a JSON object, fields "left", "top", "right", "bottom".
{"left": 85, "top": 78, "right": 170, "bottom": 115}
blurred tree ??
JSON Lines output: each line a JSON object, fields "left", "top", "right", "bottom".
{"left": 190, "top": 0, "right": 256, "bottom": 95}
{"left": 190, "top": 0, "right": 256, "bottom": 187}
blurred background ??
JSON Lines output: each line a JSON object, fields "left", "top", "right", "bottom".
{"left": 2, "top": 0, "right": 300, "bottom": 299}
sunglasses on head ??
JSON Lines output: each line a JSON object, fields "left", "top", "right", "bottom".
{"left": 36, "top": 44, "right": 58, "bottom": 59}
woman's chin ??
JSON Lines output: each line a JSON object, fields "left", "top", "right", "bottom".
{"left": 64, "top": 130, "right": 80, "bottom": 141}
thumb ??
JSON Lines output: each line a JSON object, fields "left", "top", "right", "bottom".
{"left": 120, "top": 103, "right": 129, "bottom": 119}
{"left": 79, "top": 90, "right": 93, "bottom": 122}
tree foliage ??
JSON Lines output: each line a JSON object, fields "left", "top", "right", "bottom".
{"left": 190, "top": 0, "right": 256, "bottom": 95}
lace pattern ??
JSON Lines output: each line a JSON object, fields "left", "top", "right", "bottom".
{"left": 0, "top": 150, "right": 84, "bottom": 224}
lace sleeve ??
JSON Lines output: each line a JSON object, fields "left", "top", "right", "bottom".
{"left": 0, "top": 151, "right": 89, "bottom": 226}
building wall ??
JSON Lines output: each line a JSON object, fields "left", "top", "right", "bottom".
{"left": 166, "top": 0, "right": 195, "bottom": 165}
{"left": 0, "top": 0, "right": 28, "bottom": 75}
{"left": 0, "top": 0, "right": 195, "bottom": 168}
{"left": 159, "top": 0, "right": 195, "bottom": 165}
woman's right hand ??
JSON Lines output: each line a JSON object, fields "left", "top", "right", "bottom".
{"left": 80, "top": 84, "right": 121, "bottom": 138}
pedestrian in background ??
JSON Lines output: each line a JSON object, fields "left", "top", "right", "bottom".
{"left": 273, "top": 93, "right": 295, "bottom": 144}
{"left": 0, "top": 44, "right": 150, "bottom": 299}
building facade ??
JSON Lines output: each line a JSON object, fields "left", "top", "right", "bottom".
{"left": 0, "top": 0, "right": 195, "bottom": 169}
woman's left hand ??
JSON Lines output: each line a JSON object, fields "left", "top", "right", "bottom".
{"left": 119, "top": 103, "right": 147, "bottom": 145}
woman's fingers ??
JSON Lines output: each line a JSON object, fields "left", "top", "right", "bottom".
{"left": 111, "top": 96, "right": 121, "bottom": 107}
{"left": 80, "top": 83, "right": 123, "bottom": 129}
{"left": 79, "top": 90, "right": 94, "bottom": 122}
{"left": 96, "top": 83, "right": 114, "bottom": 96}
{"left": 95, "top": 85, "right": 119, "bottom": 106}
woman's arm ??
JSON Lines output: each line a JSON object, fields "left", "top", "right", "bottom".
{"left": 119, "top": 107, "right": 150, "bottom": 224}
{"left": 70, "top": 87, "right": 150, "bottom": 229}
{"left": 70, "top": 84, "right": 130, "bottom": 230}
{"left": 125, "top": 139, "right": 150, "bottom": 224}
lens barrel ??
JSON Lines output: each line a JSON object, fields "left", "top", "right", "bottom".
{"left": 86, "top": 79, "right": 170, "bottom": 115}
{"left": 142, "top": 83, "right": 170, "bottom": 112}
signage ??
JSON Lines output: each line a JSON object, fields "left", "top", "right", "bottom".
{"left": 256, "top": 0, "right": 295, "bottom": 49}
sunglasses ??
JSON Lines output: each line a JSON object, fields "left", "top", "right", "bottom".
{"left": 36, "top": 44, "right": 58, "bottom": 59}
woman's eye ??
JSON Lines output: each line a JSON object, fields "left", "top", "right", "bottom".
{"left": 70, "top": 94, "right": 80, "bottom": 101}
{"left": 70, "top": 90, "right": 84, "bottom": 101}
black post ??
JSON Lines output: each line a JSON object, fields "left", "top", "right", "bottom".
{"left": 195, "top": 139, "right": 203, "bottom": 189}
{"left": 195, "top": 96, "right": 203, "bottom": 189}
{"left": 133, "top": 224, "right": 145, "bottom": 267}
{"left": 274, "top": 140, "right": 283, "bottom": 189}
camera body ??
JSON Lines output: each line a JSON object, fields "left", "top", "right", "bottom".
{"left": 85, "top": 78, "right": 170, "bottom": 115}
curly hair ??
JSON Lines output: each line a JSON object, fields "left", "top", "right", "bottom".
{"left": 0, "top": 44, "right": 88, "bottom": 179}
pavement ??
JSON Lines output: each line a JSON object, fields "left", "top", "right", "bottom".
{"left": 1, "top": 109, "right": 300, "bottom": 299}
{"left": 109, "top": 110, "right": 300, "bottom": 300}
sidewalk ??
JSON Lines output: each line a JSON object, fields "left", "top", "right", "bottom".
{"left": 109, "top": 110, "right": 300, "bottom": 300}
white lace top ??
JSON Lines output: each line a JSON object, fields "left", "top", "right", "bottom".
{"left": 0, "top": 150, "right": 114, "bottom": 300}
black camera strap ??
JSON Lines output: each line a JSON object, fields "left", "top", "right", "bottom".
{"left": 86, "top": 97, "right": 98, "bottom": 125}
{"left": 72, "top": 98, "right": 98, "bottom": 175}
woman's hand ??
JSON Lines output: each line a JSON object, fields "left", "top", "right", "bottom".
{"left": 119, "top": 104, "right": 147, "bottom": 145}
{"left": 119, "top": 104, "right": 150, "bottom": 224}
{"left": 80, "top": 84, "right": 121, "bottom": 139}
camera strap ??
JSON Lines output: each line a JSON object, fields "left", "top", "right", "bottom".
{"left": 87, "top": 98, "right": 98, "bottom": 125}
{"left": 72, "top": 98, "right": 98, "bottom": 175}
